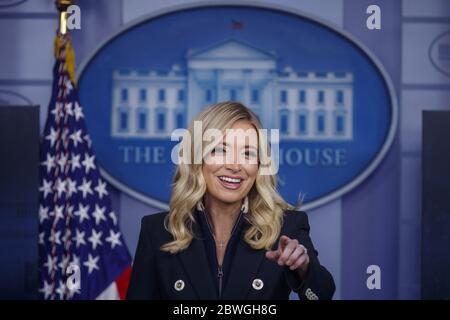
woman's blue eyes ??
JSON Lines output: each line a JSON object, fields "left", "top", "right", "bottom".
{"left": 211, "top": 147, "right": 256, "bottom": 158}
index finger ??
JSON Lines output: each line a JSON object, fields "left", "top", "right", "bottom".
{"left": 278, "top": 235, "right": 291, "bottom": 251}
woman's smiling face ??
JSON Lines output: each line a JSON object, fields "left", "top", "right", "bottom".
{"left": 202, "top": 119, "right": 259, "bottom": 205}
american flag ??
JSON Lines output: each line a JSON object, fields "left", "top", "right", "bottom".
{"left": 38, "top": 34, "right": 132, "bottom": 300}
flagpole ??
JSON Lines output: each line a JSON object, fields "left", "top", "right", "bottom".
{"left": 54, "top": 0, "right": 77, "bottom": 85}
{"left": 55, "top": 0, "right": 74, "bottom": 35}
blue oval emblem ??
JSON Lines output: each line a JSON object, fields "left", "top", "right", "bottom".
{"left": 78, "top": 4, "right": 397, "bottom": 210}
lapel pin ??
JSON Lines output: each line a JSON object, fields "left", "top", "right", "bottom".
{"left": 252, "top": 278, "right": 264, "bottom": 290}
{"left": 174, "top": 279, "right": 185, "bottom": 291}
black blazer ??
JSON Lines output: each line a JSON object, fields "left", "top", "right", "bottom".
{"left": 126, "top": 209, "right": 335, "bottom": 300}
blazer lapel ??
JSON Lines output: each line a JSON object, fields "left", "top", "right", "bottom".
{"left": 222, "top": 224, "right": 266, "bottom": 299}
{"left": 177, "top": 224, "right": 217, "bottom": 299}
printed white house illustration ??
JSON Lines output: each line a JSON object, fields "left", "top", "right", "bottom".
{"left": 111, "top": 39, "right": 353, "bottom": 141}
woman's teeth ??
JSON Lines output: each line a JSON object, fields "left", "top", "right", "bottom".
{"left": 218, "top": 176, "right": 241, "bottom": 183}
{"left": 217, "top": 176, "right": 243, "bottom": 189}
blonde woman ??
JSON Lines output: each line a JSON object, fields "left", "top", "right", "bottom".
{"left": 126, "top": 101, "right": 335, "bottom": 300}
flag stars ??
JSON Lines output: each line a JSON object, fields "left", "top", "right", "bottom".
{"left": 73, "top": 102, "right": 84, "bottom": 121}
{"left": 106, "top": 230, "right": 122, "bottom": 249}
{"left": 39, "top": 205, "right": 49, "bottom": 224}
{"left": 51, "top": 103, "right": 64, "bottom": 121}
{"left": 55, "top": 280, "right": 66, "bottom": 300}
{"left": 43, "top": 254, "right": 57, "bottom": 274}
{"left": 38, "top": 231, "right": 45, "bottom": 245}
{"left": 64, "top": 102, "right": 73, "bottom": 116}
{"left": 70, "top": 153, "right": 81, "bottom": 172}
{"left": 45, "top": 127, "right": 59, "bottom": 147}
{"left": 94, "top": 180, "right": 108, "bottom": 199}
{"left": 39, "top": 280, "right": 53, "bottom": 300}
{"left": 92, "top": 204, "right": 107, "bottom": 225}
{"left": 82, "top": 153, "right": 96, "bottom": 174}
{"left": 66, "top": 178, "right": 77, "bottom": 198}
{"left": 83, "top": 254, "right": 99, "bottom": 274}
{"left": 50, "top": 205, "right": 65, "bottom": 224}
{"left": 88, "top": 229, "right": 103, "bottom": 250}
{"left": 78, "top": 178, "right": 93, "bottom": 198}
{"left": 39, "top": 179, "right": 53, "bottom": 199}
{"left": 72, "top": 229, "right": 86, "bottom": 248}
{"left": 58, "top": 255, "right": 70, "bottom": 271}
{"left": 109, "top": 211, "right": 118, "bottom": 226}
{"left": 65, "top": 79, "right": 73, "bottom": 93}
{"left": 48, "top": 229, "right": 62, "bottom": 246}
{"left": 74, "top": 203, "right": 90, "bottom": 223}
{"left": 84, "top": 134, "right": 92, "bottom": 148}
{"left": 41, "top": 153, "right": 55, "bottom": 174}
{"left": 57, "top": 153, "right": 68, "bottom": 172}
{"left": 55, "top": 178, "right": 67, "bottom": 198}
{"left": 70, "top": 129, "right": 83, "bottom": 147}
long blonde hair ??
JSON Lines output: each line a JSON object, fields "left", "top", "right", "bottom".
{"left": 161, "top": 101, "right": 294, "bottom": 253}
